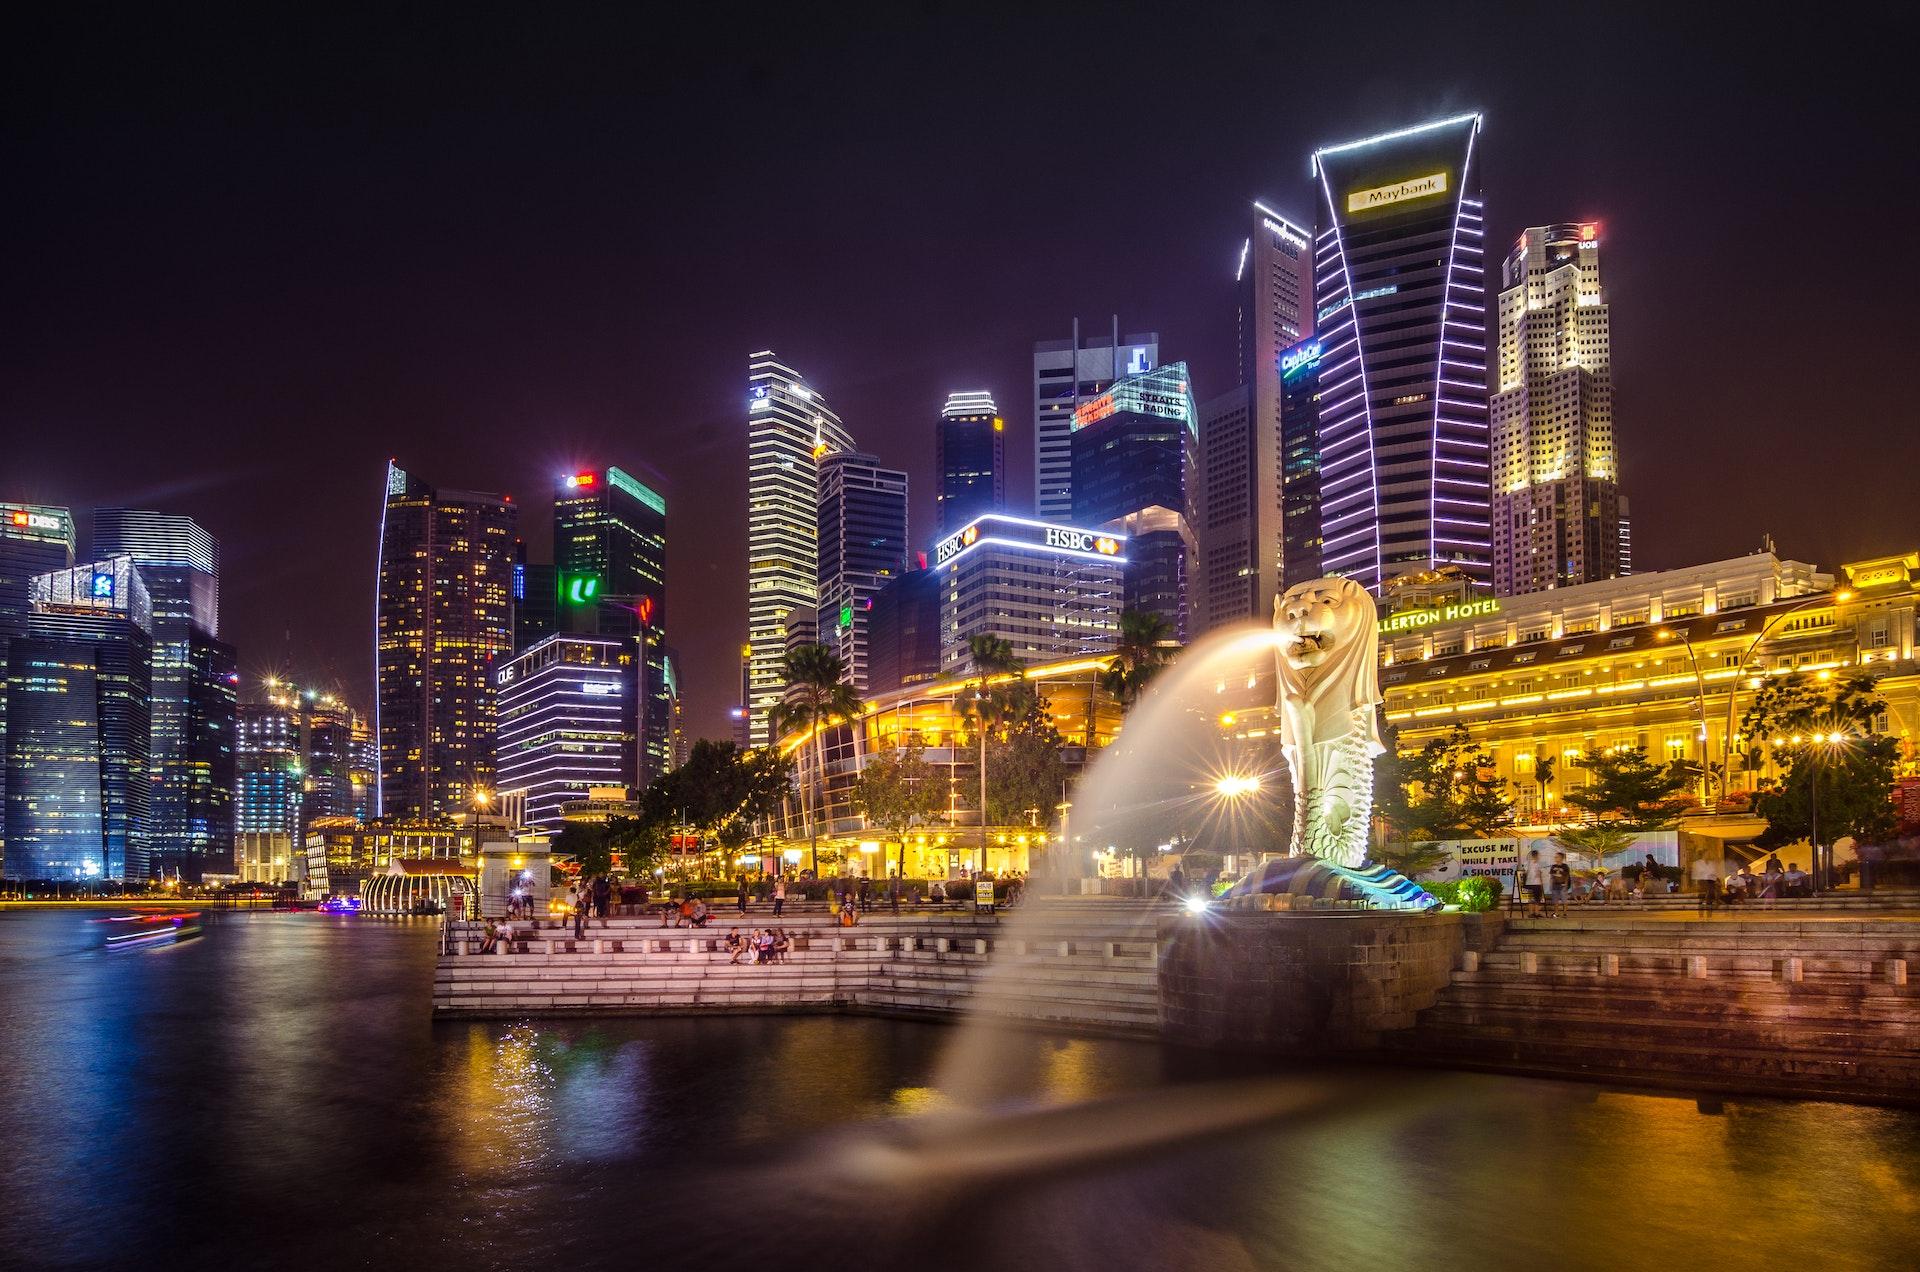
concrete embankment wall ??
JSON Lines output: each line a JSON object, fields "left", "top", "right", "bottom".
{"left": 434, "top": 904, "right": 1167, "bottom": 1037}
{"left": 432, "top": 903, "right": 1920, "bottom": 1104}
{"left": 1157, "top": 911, "right": 1503, "bottom": 1052}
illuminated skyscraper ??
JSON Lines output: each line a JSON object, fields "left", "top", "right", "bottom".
{"left": 1192, "top": 204, "right": 1315, "bottom": 637}
{"left": 375, "top": 462, "right": 515, "bottom": 821}
{"left": 1280, "top": 335, "right": 1327, "bottom": 588}
{"left": 4, "top": 558, "right": 153, "bottom": 881}
{"left": 236, "top": 700, "right": 303, "bottom": 836}
{"left": 0, "top": 504, "right": 75, "bottom": 871}
{"left": 94, "top": 509, "right": 235, "bottom": 879}
{"left": 494, "top": 634, "right": 638, "bottom": 831}
{"left": 936, "top": 391, "right": 1004, "bottom": 533}
{"left": 554, "top": 466, "right": 671, "bottom": 784}
{"left": 1311, "top": 113, "right": 1489, "bottom": 592}
{"left": 745, "top": 352, "right": 856, "bottom": 745}
{"left": 817, "top": 451, "right": 909, "bottom": 694}
{"left": 1033, "top": 321, "right": 1158, "bottom": 521}
{"left": 1070, "top": 362, "right": 1195, "bottom": 639}
{"left": 932, "top": 515, "right": 1127, "bottom": 673}
{"left": 1491, "top": 223, "right": 1628, "bottom": 594}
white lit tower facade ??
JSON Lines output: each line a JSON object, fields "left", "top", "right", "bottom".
{"left": 1192, "top": 204, "right": 1314, "bottom": 637}
{"left": 1310, "top": 113, "right": 1489, "bottom": 593}
{"left": 1491, "top": 223, "right": 1628, "bottom": 595}
{"left": 745, "top": 353, "right": 856, "bottom": 746}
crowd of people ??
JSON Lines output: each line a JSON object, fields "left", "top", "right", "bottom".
{"left": 1514, "top": 847, "right": 1818, "bottom": 917}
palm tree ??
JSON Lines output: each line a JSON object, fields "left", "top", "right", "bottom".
{"left": 1533, "top": 753, "right": 1557, "bottom": 821}
{"left": 1100, "top": 608, "right": 1174, "bottom": 712}
{"left": 769, "top": 644, "right": 863, "bottom": 876}
{"left": 963, "top": 635, "right": 1023, "bottom": 869}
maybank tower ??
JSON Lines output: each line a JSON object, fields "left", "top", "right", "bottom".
{"left": 1310, "top": 113, "right": 1488, "bottom": 594}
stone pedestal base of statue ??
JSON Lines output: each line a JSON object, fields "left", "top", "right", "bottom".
{"left": 1156, "top": 908, "right": 1504, "bottom": 1054}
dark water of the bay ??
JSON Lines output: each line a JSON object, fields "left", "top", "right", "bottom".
{"left": 1, "top": 909, "right": 1916, "bottom": 1272}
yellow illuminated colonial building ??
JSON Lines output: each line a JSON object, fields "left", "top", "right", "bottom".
{"left": 773, "top": 655, "right": 1122, "bottom": 876}
{"left": 1365, "top": 550, "right": 1916, "bottom": 821}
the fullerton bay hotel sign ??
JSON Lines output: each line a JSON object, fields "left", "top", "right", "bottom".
{"left": 1378, "top": 597, "right": 1502, "bottom": 635}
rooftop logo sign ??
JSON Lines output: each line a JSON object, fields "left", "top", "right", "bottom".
{"left": 1379, "top": 597, "right": 1501, "bottom": 634}
{"left": 1346, "top": 170, "right": 1448, "bottom": 214}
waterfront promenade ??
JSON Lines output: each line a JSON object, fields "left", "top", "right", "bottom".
{"left": 436, "top": 896, "right": 1920, "bottom": 1105}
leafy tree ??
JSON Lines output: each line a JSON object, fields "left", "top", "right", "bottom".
{"left": 1740, "top": 671, "right": 1898, "bottom": 854}
{"left": 769, "top": 644, "right": 863, "bottom": 874}
{"left": 1373, "top": 840, "right": 1452, "bottom": 878}
{"left": 1378, "top": 724, "right": 1514, "bottom": 841}
{"left": 1100, "top": 608, "right": 1175, "bottom": 711}
{"left": 1561, "top": 746, "right": 1690, "bottom": 831}
{"left": 552, "top": 821, "right": 613, "bottom": 879}
{"left": 852, "top": 747, "right": 946, "bottom": 880}
{"left": 605, "top": 814, "right": 664, "bottom": 877}
{"left": 1552, "top": 822, "right": 1637, "bottom": 873}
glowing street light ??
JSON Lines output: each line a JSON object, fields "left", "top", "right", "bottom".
{"left": 1214, "top": 774, "right": 1261, "bottom": 798}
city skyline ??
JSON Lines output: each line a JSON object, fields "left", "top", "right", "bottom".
{"left": 6, "top": 9, "right": 1918, "bottom": 740}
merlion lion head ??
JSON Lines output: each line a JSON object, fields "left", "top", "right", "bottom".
{"left": 1273, "top": 578, "right": 1374, "bottom": 674}
{"left": 1272, "top": 577, "right": 1384, "bottom": 752}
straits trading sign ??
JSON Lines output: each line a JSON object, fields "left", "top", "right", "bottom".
{"left": 933, "top": 517, "right": 1125, "bottom": 568}
{"left": 1378, "top": 597, "right": 1502, "bottom": 634}
{"left": 1346, "top": 170, "right": 1449, "bottom": 214}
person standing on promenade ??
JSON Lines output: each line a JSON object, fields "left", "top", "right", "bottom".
{"left": 593, "top": 874, "right": 611, "bottom": 926}
{"left": 572, "top": 884, "right": 589, "bottom": 939}
{"left": 772, "top": 877, "right": 786, "bottom": 917}
{"left": 1523, "top": 850, "right": 1547, "bottom": 918}
{"left": 857, "top": 875, "right": 871, "bottom": 913}
{"left": 1547, "top": 852, "right": 1572, "bottom": 918}
{"left": 1692, "top": 856, "right": 1719, "bottom": 914}
{"left": 737, "top": 875, "right": 749, "bottom": 915}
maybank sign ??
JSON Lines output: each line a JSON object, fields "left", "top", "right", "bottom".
{"left": 1346, "top": 170, "right": 1448, "bottom": 214}
{"left": 933, "top": 516, "right": 1125, "bottom": 568}
{"left": 1378, "top": 597, "right": 1501, "bottom": 634}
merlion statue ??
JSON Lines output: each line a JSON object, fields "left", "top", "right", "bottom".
{"left": 1273, "top": 577, "right": 1385, "bottom": 869}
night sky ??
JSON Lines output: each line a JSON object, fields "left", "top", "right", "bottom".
{"left": 6, "top": 4, "right": 1918, "bottom": 738}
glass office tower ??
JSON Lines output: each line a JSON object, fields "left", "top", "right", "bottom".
{"left": 1310, "top": 113, "right": 1488, "bottom": 592}
{"left": 375, "top": 462, "right": 516, "bottom": 821}
{"left": 817, "top": 451, "right": 909, "bottom": 694}
{"left": 1069, "top": 362, "right": 1195, "bottom": 639}
{"left": 0, "top": 504, "right": 75, "bottom": 873}
{"left": 93, "top": 509, "right": 234, "bottom": 879}
{"left": 936, "top": 391, "right": 1004, "bottom": 534}
{"left": 4, "top": 558, "right": 153, "bottom": 881}
{"left": 554, "top": 466, "right": 670, "bottom": 784}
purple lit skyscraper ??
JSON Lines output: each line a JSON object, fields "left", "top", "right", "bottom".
{"left": 1310, "top": 113, "right": 1488, "bottom": 593}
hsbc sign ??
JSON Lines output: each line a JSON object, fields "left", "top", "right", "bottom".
{"left": 934, "top": 516, "right": 1125, "bottom": 567}
{"left": 1045, "top": 528, "right": 1119, "bottom": 556}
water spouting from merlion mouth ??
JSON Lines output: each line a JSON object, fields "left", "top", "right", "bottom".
{"left": 931, "top": 621, "right": 1291, "bottom": 1107}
